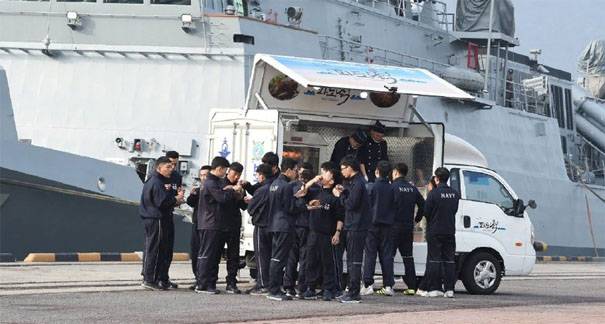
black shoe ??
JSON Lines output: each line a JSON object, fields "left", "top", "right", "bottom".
{"left": 322, "top": 290, "right": 335, "bottom": 301}
{"left": 339, "top": 294, "right": 361, "bottom": 304}
{"left": 266, "top": 292, "right": 293, "bottom": 301}
{"left": 226, "top": 285, "right": 242, "bottom": 294}
{"left": 315, "top": 289, "right": 324, "bottom": 297}
{"left": 302, "top": 289, "right": 318, "bottom": 300}
{"left": 334, "top": 291, "right": 346, "bottom": 301}
{"left": 195, "top": 287, "right": 220, "bottom": 295}
{"left": 158, "top": 280, "right": 178, "bottom": 289}
{"left": 188, "top": 284, "right": 197, "bottom": 291}
{"left": 141, "top": 281, "right": 166, "bottom": 291}
{"left": 246, "top": 287, "right": 268, "bottom": 296}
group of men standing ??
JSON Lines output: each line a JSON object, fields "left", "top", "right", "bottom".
{"left": 138, "top": 121, "right": 461, "bottom": 303}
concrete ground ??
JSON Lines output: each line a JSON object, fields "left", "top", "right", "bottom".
{"left": 1, "top": 262, "right": 604, "bottom": 323}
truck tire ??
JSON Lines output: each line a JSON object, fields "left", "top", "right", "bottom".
{"left": 461, "top": 252, "right": 502, "bottom": 295}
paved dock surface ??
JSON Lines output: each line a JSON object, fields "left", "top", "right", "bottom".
{"left": 1, "top": 262, "right": 604, "bottom": 323}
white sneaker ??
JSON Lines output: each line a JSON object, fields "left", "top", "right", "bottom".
{"left": 427, "top": 290, "right": 443, "bottom": 298}
{"left": 416, "top": 289, "right": 428, "bottom": 297}
{"left": 376, "top": 286, "right": 394, "bottom": 296}
{"left": 444, "top": 290, "right": 454, "bottom": 298}
{"left": 360, "top": 285, "right": 374, "bottom": 296}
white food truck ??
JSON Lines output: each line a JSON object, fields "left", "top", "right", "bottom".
{"left": 207, "top": 54, "right": 539, "bottom": 295}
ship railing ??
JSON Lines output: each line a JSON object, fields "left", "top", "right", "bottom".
{"left": 348, "top": 0, "right": 454, "bottom": 32}
{"left": 500, "top": 78, "right": 548, "bottom": 115}
{"left": 319, "top": 35, "right": 450, "bottom": 74}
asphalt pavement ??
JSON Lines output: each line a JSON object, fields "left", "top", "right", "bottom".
{"left": 1, "top": 262, "right": 604, "bottom": 323}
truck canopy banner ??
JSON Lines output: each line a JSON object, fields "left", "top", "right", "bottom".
{"left": 245, "top": 54, "right": 474, "bottom": 122}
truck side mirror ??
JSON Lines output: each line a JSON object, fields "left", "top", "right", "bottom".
{"left": 528, "top": 200, "right": 537, "bottom": 209}
{"left": 513, "top": 199, "right": 526, "bottom": 217}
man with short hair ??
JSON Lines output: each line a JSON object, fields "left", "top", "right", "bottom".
{"left": 423, "top": 167, "right": 460, "bottom": 298}
{"left": 284, "top": 164, "right": 316, "bottom": 298}
{"left": 266, "top": 158, "right": 303, "bottom": 301}
{"left": 220, "top": 162, "right": 247, "bottom": 294}
{"left": 195, "top": 157, "right": 242, "bottom": 294}
{"left": 244, "top": 152, "right": 280, "bottom": 195}
{"left": 246, "top": 163, "right": 275, "bottom": 295}
{"left": 158, "top": 150, "right": 183, "bottom": 289}
{"left": 333, "top": 156, "right": 371, "bottom": 303}
{"left": 139, "top": 157, "right": 185, "bottom": 290}
{"left": 361, "top": 160, "right": 396, "bottom": 297}
{"left": 300, "top": 162, "right": 344, "bottom": 301}
{"left": 391, "top": 162, "right": 424, "bottom": 295}
{"left": 186, "top": 165, "right": 211, "bottom": 289}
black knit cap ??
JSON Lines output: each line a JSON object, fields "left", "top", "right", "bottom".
{"left": 351, "top": 129, "right": 368, "bottom": 145}
{"left": 371, "top": 120, "right": 386, "bottom": 134}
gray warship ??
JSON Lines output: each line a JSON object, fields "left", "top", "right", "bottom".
{"left": 0, "top": 0, "right": 603, "bottom": 259}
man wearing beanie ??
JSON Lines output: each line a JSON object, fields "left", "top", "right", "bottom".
{"left": 330, "top": 129, "right": 368, "bottom": 167}
{"left": 359, "top": 121, "right": 389, "bottom": 182}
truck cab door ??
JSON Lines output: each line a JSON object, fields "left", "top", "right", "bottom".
{"left": 458, "top": 168, "right": 529, "bottom": 258}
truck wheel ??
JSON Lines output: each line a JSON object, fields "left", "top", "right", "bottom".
{"left": 461, "top": 252, "right": 502, "bottom": 295}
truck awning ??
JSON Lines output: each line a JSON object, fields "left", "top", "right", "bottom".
{"left": 245, "top": 54, "right": 474, "bottom": 121}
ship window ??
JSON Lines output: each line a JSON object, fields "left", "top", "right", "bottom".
{"left": 57, "top": 0, "right": 96, "bottom": 2}
{"left": 550, "top": 85, "right": 565, "bottom": 129}
{"left": 104, "top": 0, "right": 144, "bottom": 3}
{"left": 151, "top": 0, "right": 192, "bottom": 5}
{"left": 564, "top": 88, "right": 574, "bottom": 130}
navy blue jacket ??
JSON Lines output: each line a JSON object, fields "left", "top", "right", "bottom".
{"left": 369, "top": 176, "right": 395, "bottom": 226}
{"left": 220, "top": 177, "right": 247, "bottom": 231}
{"left": 359, "top": 139, "right": 388, "bottom": 182}
{"left": 330, "top": 136, "right": 362, "bottom": 166}
{"left": 392, "top": 177, "right": 425, "bottom": 231}
{"left": 244, "top": 171, "right": 279, "bottom": 195}
{"left": 196, "top": 173, "right": 238, "bottom": 231}
{"left": 309, "top": 187, "right": 344, "bottom": 235}
{"left": 139, "top": 173, "right": 176, "bottom": 219}
{"left": 268, "top": 174, "right": 306, "bottom": 233}
{"left": 293, "top": 181, "right": 318, "bottom": 228}
{"left": 340, "top": 173, "right": 371, "bottom": 231}
{"left": 248, "top": 181, "right": 271, "bottom": 227}
{"left": 186, "top": 187, "right": 201, "bottom": 226}
{"left": 424, "top": 183, "right": 460, "bottom": 236}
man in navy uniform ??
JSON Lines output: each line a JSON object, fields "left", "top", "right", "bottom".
{"left": 220, "top": 162, "right": 248, "bottom": 294}
{"left": 246, "top": 163, "right": 274, "bottom": 295}
{"left": 391, "top": 162, "right": 424, "bottom": 295}
{"left": 140, "top": 157, "right": 185, "bottom": 290}
{"left": 284, "top": 164, "right": 315, "bottom": 298}
{"left": 359, "top": 121, "right": 388, "bottom": 182}
{"left": 329, "top": 129, "right": 368, "bottom": 167}
{"left": 195, "top": 157, "right": 243, "bottom": 294}
{"left": 423, "top": 167, "right": 460, "bottom": 298}
{"left": 361, "top": 160, "right": 396, "bottom": 296}
{"left": 158, "top": 150, "right": 183, "bottom": 289}
{"left": 186, "top": 165, "right": 211, "bottom": 289}
{"left": 299, "top": 162, "right": 344, "bottom": 301}
{"left": 333, "top": 156, "right": 371, "bottom": 303}
{"left": 266, "top": 158, "right": 304, "bottom": 301}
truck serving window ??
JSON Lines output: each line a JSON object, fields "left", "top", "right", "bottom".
{"left": 463, "top": 171, "right": 514, "bottom": 213}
